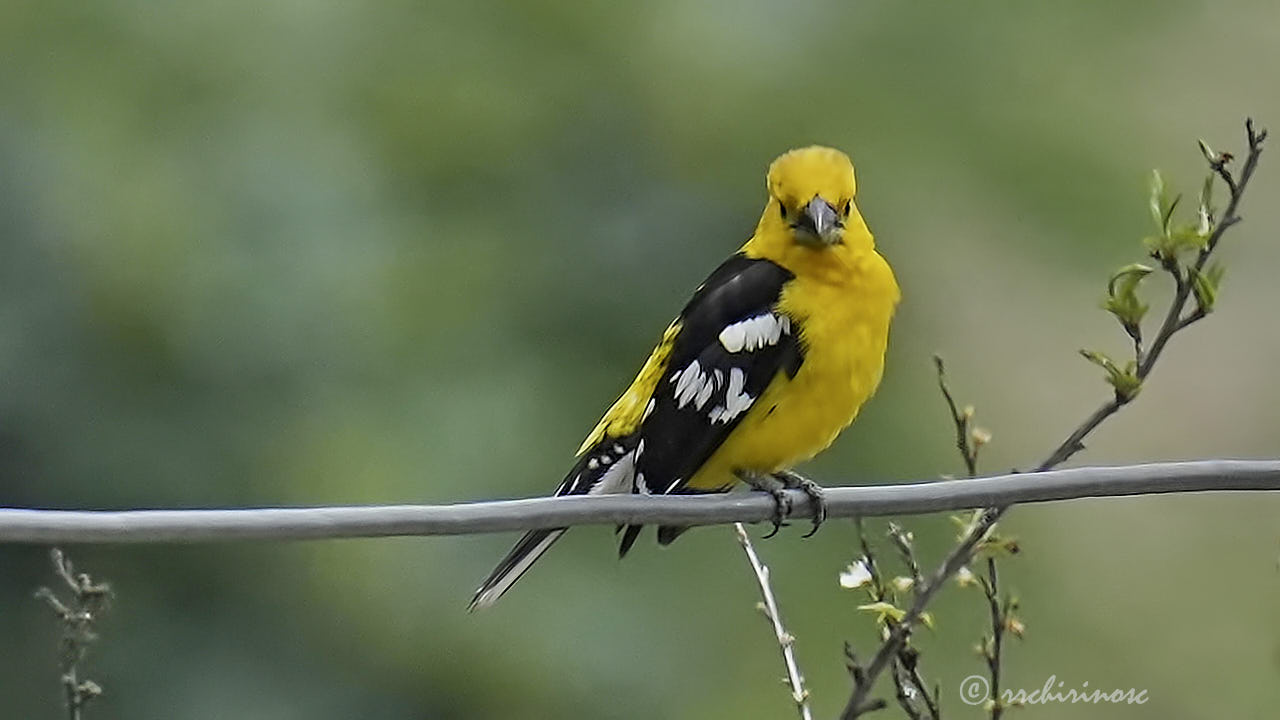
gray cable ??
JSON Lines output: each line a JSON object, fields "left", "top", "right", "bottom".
{"left": 2, "top": 460, "right": 1277, "bottom": 544}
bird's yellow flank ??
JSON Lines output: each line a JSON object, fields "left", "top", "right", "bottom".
{"left": 472, "top": 146, "right": 899, "bottom": 610}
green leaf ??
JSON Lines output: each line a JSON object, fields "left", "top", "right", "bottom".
{"left": 1189, "top": 262, "right": 1226, "bottom": 312}
{"left": 1198, "top": 173, "right": 1216, "bottom": 236}
{"left": 1103, "top": 263, "right": 1153, "bottom": 332}
{"left": 857, "top": 601, "right": 906, "bottom": 624}
{"left": 1207, "top": 262, "right": 1225, "bottom": 286}
{"left": 1162, "top": 193, "right": 1182, "bottom": 236}
{"left": 1142, "top": 234, "right": 1170, "bottom": 261}
{"left": 1148, "top": 169, "right": 1165, "bottom": 230}
{"left": 1144, "top": 170, "right": 1197, "bottom": 261}
{"left": 1080, "top": 349, "right": 1142, "bottom": 401}
{"left": 1198, "top": 139, "right": 1219, "bottom": 164}
{"left": 1080, "top": 348, "right": 1118, "bottom": 374}
{"left": 978, "top": 536, "right": 1022, "bottom": 556}
{"left": 1112, "top": 361, "right": 1142, "bottom": 400}
{"left": 950, "top": 510, "right": 988, "bottom": 539}
{"left": 1169, "top": 224, "right": 1209, "bottom": 252}
{"left": 1107, "top": 263, "right": 1154, "bottom": 298}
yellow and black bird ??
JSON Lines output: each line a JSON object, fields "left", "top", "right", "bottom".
{"left": 470, "top": 146, "right": 900, "bottom": 610}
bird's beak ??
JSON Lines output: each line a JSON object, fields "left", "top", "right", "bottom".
{"left": 798, "top": 196, "right": 840, "bottom": 245}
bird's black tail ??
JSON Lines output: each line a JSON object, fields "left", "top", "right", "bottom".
{"left": 468, "top": 527, "right": 568, "bottom": 611}
{"left": 470, "top": 434, "right": 642, "bottom": 610}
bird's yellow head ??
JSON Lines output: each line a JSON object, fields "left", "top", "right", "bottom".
{"left": 753, "top": 146, "right": 870, "bottom": 255}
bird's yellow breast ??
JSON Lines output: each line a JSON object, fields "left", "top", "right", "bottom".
{"left": 685, "top": 245, "right": 899, "bottom": 490}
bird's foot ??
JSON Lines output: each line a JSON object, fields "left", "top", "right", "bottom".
{"left": 773, "top": 469, "right": 826, "bottom": 538}
{"left": 738, "top": 472, "right": 791, "bottom": 538}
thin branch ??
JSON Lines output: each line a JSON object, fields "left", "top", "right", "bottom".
{"left": 36, "top": 549, "right": 110, "bottom": 720}
{"left": 979, "top": 557, "right": 1009, "bottom": 720}
{"left": 885, "top": 525, "right": 941, "bottom": 720}
{"left": 1137, "top": 120, "right": 1266, "bottom": 379}
{"left": 1043, "top": 121, "right": 1264, "bottom": 471}
{"left": 840, "top": 120, "right": 1266, "bottom": 717}
{"left": 933, "top": 355, "right": 978, "bottom": 477}
{"left": 848, "top": 520, "right": 939, "bottom": 719}
{"left": 842, "top": 508, "right": 1003, "bottom": 719}
{"left": 854, "top": 518, "right": 886, "bottom": 592}
{"left": 0, "top": 461, "right": 1278, "bottom": 544}
{"left": 935, "top": 355, "right": 1007, "bottom": 720}
{"left": 1036, "top": 401, "right": 1125, "bottom": 472}
{"left": 734, "top": 523, "right": 813, "bottom": 720}
{"left": 890, "top": 657, "right": 926, "bottom": 720}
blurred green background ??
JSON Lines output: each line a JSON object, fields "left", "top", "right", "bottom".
{"left": 3, "top": 1, "right": 1279, "bottom": 718}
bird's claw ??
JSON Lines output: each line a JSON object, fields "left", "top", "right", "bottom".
{"left": 774, "top": 470, "right": 827, "bottom": 538}
{"left": 760, "top": 484, "right": 792, "bottom": 539}
{"left": 738, "top": 471, "right": 792, "bottom": 538}
{"left": 740, "top": 470, "right": 825, "bottom": 538}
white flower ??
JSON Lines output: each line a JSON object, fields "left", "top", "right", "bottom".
{"left": 971, "top": 427, "right": 992, "bottom": 446}
{"left": 956, "top": 566, "right": 977, "bottom": 587}
{"left": 839, "top": 558, "right": 874, "bottom": 589}
{"left": 892, "top": 576, "right": 915, "bottom": 592}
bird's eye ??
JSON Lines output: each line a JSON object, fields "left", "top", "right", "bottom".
{"left": 778, "top": 203, "right": 788, "bottom": 220}
{"left": 840, "top": 200, "right": 851, "bottom": 216}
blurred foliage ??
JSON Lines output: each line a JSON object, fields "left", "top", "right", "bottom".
{"left": 2, "top": 1, "right": 1279, "bottom": 718}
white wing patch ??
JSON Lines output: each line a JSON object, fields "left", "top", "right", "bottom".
{"left": 671, "top": 359, "right": 718, "bottom": 410}
{"left": 718, "top": 313, "right": 791, "bottom": 353}
{"left": 709, "top": 367, "right": 755, "bottom": 424}
{"left": 589, "top": 449, "right": 636, "bottom": 495}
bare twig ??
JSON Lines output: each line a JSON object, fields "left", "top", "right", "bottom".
{"left": 890, "top": 667, "right": 926, "bottom": 720}
{"left": 978, "top": 557, "right": 1011, "bottom": 719}
{"left": 840, "top": 119, "right": 1266, "bottom": 718}
{"left": 733, "top": 523, "right": 813, "bottom": 720}
{"left": 933, "top": 355, "right": 982, "bottom": 477}
{"left": 1043, "top": 119, "right": 1266, "bottom": 471}
{"left": 1141, "top": 119, "right": 1267, "bottom": 369}
{"left": 886, "top": 525, "right": 942, "bottom": 719}
{"left": 847, "top": 520, "right": 940, "bottom": 719}
{"left": 36, "top": 549, "right": 110, "bottom": 720}
{"left": 1035, "top": 402, "right": 1124, "bottom": 473}
{"left": 854, "top": 518, "right": 886, "bottom": 592}
{"left": 934, "top": 357, "right": 1013, "bottom": 720}
{"left": 886, "top": 525, "right": 923, "bottom": 592}
{"left": 842, "top": 508, "right": 1002, "bottom": 719}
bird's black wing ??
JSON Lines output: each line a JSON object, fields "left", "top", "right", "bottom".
{"left": 618, "top": 253, "right": 806, "bottom": 553}
{"left": 476, "top": 255, "right": 807, "bottom": 605}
